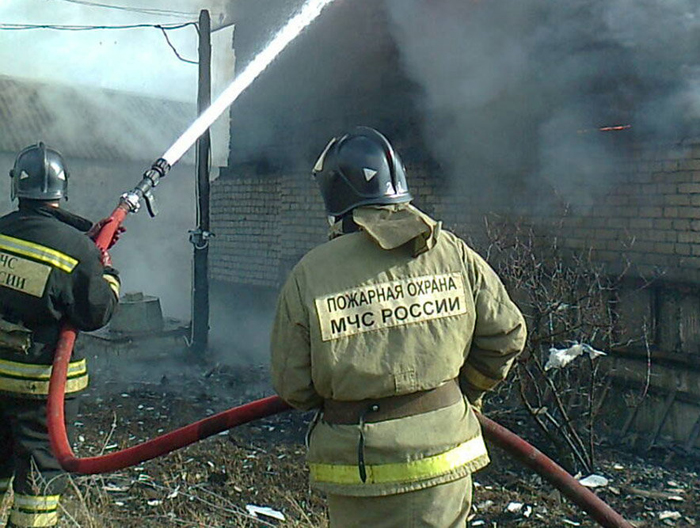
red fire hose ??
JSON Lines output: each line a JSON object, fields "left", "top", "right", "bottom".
{"left": 46, "top": 203, "right": 632, "bottom": 527}
{"left": 478, "top": 415, "right": 633, "bottom": 528}
{"left": 47, "top": 202, "right": 292, "bottom": 474}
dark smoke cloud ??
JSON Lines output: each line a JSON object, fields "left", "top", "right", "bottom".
{"left": 384, "top": 0, "right": 700, "bottom": 209}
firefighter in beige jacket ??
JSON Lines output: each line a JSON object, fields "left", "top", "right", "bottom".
{"left": 270, "top": 127, "right": 526, "bottom": 528}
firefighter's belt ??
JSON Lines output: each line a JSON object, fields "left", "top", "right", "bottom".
{"left": 323, "top": 379, "right": 462, "bottom": 425}
{"left": 0, "top": 317, "right": 32, "bottom": 353}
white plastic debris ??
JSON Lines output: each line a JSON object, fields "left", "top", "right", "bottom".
{"left": 506, "top": 502, "right": 532, "bottom": 517}
{"left": 103, "top": 484, "right": 130, "bottom": 493}
{"left": 659, "top": 511, "right": 682, "bottom": 521}
{"left": 578, "top": 474, "right": 609, "bottom": 488}
{"left": 246, "top": 505, "right": 286, "bottom": 522}
{"left": 562, "top": 520, "right": 581, "bottom": 526}
{"left": 471, "top": 521, "right": 486, "bottom": 527}
{"left": 545, "top": 343, "right": 606, "bottom": 371}
{"left": 476, "top": 500, "right": 494, "bottom": 510}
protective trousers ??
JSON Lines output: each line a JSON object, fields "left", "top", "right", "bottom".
{"left": 0, "top": 396, "right": 78, "bottom": 528}
{"left": 326, "top": 473, "right": 473, "bottom": 528}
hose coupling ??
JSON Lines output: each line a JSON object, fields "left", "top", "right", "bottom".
{"left": 120, "top": 191, "right": 141, "bottom": 213}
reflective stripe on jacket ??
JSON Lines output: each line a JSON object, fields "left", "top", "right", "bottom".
{"left": 309, "top": 431, "right": 488, "bottom": 486}
{"left": 0, "top": 205, "right": 120, "bottom": 398}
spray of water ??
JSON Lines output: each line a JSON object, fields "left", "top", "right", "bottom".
{"left": 162, "top": 0, "right": 338, "bottom": 166}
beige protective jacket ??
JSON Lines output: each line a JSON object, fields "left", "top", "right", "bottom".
{"left": 270, "top": 204, "right": 526, "bottom": 496}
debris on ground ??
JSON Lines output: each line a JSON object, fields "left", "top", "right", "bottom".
{"left": 1, "top": 363, "right": 697, "bottom": 527}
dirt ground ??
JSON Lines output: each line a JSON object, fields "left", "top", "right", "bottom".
{"left": 1, "top": 362, "right": 698, "bottom": 527}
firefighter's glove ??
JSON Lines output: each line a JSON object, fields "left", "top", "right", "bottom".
{"left": 87, "top": 217, "right": 126, "bottom": 249}
{"left": 460, "top": 380, "right": 485, "bottom": 414}
{"left": 99, "top": 247, "right": 113, "bottom": 268}
{"left": 469, "top": 395, "right": 484, "bottom": 414}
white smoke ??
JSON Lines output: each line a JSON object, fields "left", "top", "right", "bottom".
{"left": 0, "top": 1, "right": 236, "bottom": 323}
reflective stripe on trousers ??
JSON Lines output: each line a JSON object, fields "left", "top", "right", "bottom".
{"left": 10, "top": 494, "right": 60, "bottom": 527}
{"left": 0, "top": 358, "right": 88, "bottom": 396}
{"left": 309, "top": 435, "right": 488, "bottom": 485}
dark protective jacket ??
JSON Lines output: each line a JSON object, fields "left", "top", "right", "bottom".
{"left": 270, "top": 204, "right": 526, "bottom": 497}
{"left": 0, "top": 204, "right": 120, "bottom": 397}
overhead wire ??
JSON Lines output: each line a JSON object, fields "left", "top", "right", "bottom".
{"left": 158, "top": 26, "right": 198, "bottom": 64}
{"left": 0, "top": 22, "right": 195, "bottom": 31}
{"left": 0, "top": 21, "right": 199, "bottom": 64}
{"left": 48, "top": 0, "right": 197, "bottom": 18}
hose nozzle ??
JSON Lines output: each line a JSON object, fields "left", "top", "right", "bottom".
{"left": 120, "top": 158, "right": 172, "bottom": 216}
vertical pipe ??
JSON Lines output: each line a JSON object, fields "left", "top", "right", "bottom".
{"left": 191, "top": 9, "right": 212, "bottom": 355}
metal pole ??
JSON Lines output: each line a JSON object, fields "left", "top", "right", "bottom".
{"left": 191, "top": 9, "right": 211, "bottom": 355}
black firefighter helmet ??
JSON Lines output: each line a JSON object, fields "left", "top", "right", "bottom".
{"left": 9, "top": 142, "right": 69, "bottom": 201}
{"left": 312, "top": 127, "right": 412, "bottom": 217}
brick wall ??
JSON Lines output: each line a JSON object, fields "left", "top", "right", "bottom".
{"left": 207, "top": 138, "right": 700, "bottom": 372}
{"left": 535, "top": 140, "right": 700, "bottom": 283}
{"left": 209, "top": 139, "right": 700, "bottom": 289}
{"left": 210, "top": 165, "right": 327, "bottom": 287}
{"left": 210, "top": 172, "right": 281, "bottom": 287}
{"left": 208, "top": 140, "right": 700, "bottom": 446}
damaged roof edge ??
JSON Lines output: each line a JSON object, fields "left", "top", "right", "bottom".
{"left": 0, "top": 74, "right": 197, "bottom": 165}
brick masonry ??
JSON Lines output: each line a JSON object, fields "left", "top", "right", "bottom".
{"left": 210, "top": 139, "right": 700, "bottom": 288}
{"left": 208, "top": 140, "right": 700, "bottom": 446}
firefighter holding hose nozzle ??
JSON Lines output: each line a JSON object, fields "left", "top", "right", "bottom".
{"left": 0, "top": 143, "right": 122, "bottom": 528}
{"left": 270, "top": 127, "right": 527, "bottom": 527}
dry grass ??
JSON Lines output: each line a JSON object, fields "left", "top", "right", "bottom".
{"left": 1, "top": 490, "right": 10, "bottom": 525}
{"left": 4, "top": 366, "right": 696, "bottom": 527}
{"left": 46, "top": 439, "right": 329, "bottom": 527}
{"left": 1, "top": 387, "right": 328, "bottom": 527}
